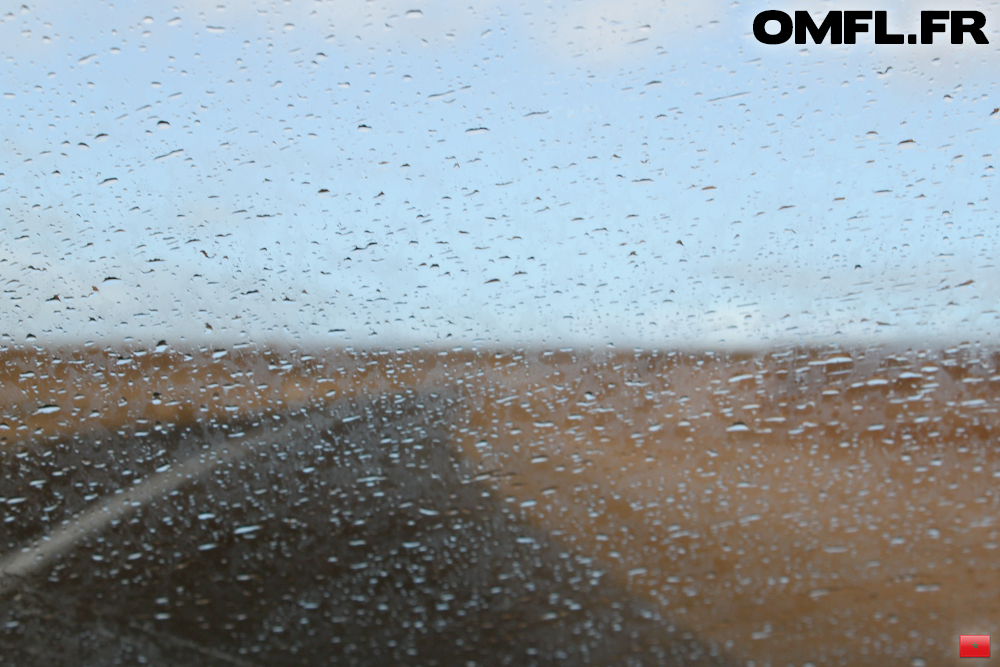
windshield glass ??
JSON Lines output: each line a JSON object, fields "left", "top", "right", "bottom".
{"left": 2, "top": 2, "right": 997, "bottom": 666}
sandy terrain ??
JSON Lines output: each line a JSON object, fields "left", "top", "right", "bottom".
{"left": 2, "top": 343, "right": 998, "bottom": 665}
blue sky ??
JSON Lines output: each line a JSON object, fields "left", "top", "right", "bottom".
{"left": 2, "top": 0, "right": 998, "bottom": 350}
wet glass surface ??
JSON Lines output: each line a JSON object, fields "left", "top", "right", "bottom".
{"left": 3, "top": 347, "right": 999, "bottom": 665}
{"left": 2, "top": 388, "right": 708, "bottom": 666}
{"left": 3, "top": 0, "right": 1000, "bottom": 665}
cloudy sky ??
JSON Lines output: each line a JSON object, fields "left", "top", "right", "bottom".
{"left": 2, "top": 0, "right": 998, "bottom": 350}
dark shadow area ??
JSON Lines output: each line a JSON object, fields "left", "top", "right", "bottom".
{"left": 1, "top": 390, "right": 731, "bottom": 666}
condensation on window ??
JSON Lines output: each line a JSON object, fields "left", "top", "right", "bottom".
{"left": 2, "top": 1, "right": 997, "bottom": 666}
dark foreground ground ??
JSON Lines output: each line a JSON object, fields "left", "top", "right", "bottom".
{"left": 5, "top": 345, "right": 999, "bottom": 666}
{"left": 1, "top": 389, "right": 728, "bottom": 667}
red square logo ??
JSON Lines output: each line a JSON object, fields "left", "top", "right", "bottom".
{"left": 960, "top": 635, "right": 990, "bottom": 658}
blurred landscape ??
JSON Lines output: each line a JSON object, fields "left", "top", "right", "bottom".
{"left": 2, "top": 343, "right": 998, "bottom": 665}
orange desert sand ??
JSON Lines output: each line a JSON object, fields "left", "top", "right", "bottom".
{"left": 2, "top": 343, "right": 998, "bottom": 665}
